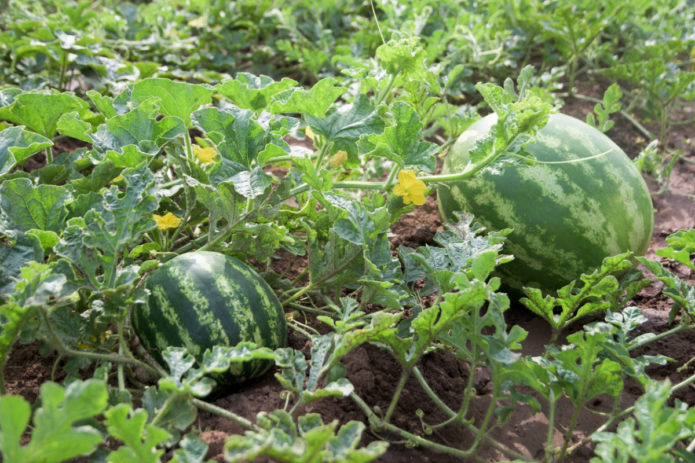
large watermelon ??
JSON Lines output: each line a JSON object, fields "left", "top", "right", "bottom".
{"left": 133, "top": 251, "right": 287, "bottom": 385}
{"left": 437, "top": 113, "right": 654, "bottom": 293}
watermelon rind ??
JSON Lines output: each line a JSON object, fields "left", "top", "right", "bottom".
{"left": 437, "top": 113, "right": 654, "bottom": 293}
{"left": 132, "top": 251, "right": 287, "bottom": 386}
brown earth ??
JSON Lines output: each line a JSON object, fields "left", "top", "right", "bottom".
{"left": 5, "top": 83, "right": 695, "bottom": 462}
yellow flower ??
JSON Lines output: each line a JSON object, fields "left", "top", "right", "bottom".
{"left": 192, "top": 145, "right": 218, "bottom": 163}
{"left": 393, "top": 169, "right": 426, "bottom": 206}
{"left": 188, "top": 16, "right": 206, "bottom": 28}
{"left": 153, "top": 212, "right": 182, "bottom": 230}
{"left": 112, "top": 175, "right": 124, "bottom": 182}
{"left": 328, "top": 150, "right": 348, "bottom": 168}
{"left": 305, "top": 126, "right": 315, "bottom": 140}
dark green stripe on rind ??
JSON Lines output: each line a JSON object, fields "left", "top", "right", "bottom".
{"left": 438, "top": 113, "right": 654, "bottom": 293}
{"left": 132, "top": 251, "right": 286, "bottom": 387}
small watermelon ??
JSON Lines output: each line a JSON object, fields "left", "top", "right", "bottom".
{"left": 437, "top": 113, "right": 654, "bottom": 293}
{"left": 133, "top": 251, "right": 287, "bottom": 385}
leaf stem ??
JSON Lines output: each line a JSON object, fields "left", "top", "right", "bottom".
{"left": 627, "top": 323, "right": 693, "bottom": 351}
{"left": 384, "top": 368, "right": 410, "bottom": 423}
{"left": 545, "top": 391, "right": 558, "bottom": 458}
{"left": 191, "top": 397, "right": 262, "bottom": 432}
{"left": 412, "top": 367, "right": 533, "bottom": 462}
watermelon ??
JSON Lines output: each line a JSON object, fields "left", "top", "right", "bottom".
{"left": 437, "top": 113, "right": 654, "bottom": 293}
{"left": 132, "top": 251, "right": 287, "bottom": 385}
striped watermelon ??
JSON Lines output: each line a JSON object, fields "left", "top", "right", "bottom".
{"left": 132, "top": 251, "right": 286, "bottom": 385}
{"left": 437, "top": 113, "right": 654, "bottom": 293}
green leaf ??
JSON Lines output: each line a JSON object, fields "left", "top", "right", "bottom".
{"left": 131, "top": 78, "right": 213, "bottom": 127}
{"left": 87, "top": 90, "right": 118, "bottom": 118}
{"left": 637, "top": 257, "right": 695, "bottom": 322}
{"left": 366, "top": 101, "right": 437, "bottom": 172}
{"left": 217, "top": 73, "right": 297, "bottom": 112}
{"left": 587, "top": 84, "right": 622, "bottom": 132}
{"left": 170, "top": 435, "right": 211, "bottom": 463}
{"left": 0, "top": 91, "right": 89, "bottom": 139}
{"left": 375, "top": 37, "right": 427, "bottom": 79}
{"left": 69, "top": 160, "right": 122, "bottom": 194}
{"left": 56, "top": 111, "right": 93, "bottom": 143}
{"left": 0, "top": 380, "right": 107, "bottom": 463}
{"left": 105, "top": 404, "right": 170, "bottom": 463}
{"left": 0, "top": 395, "right": 31, "bottom": 462}
{"left": 592, "top": 380, "right": 695, "bottom": 462}
{"left": 399, "top": 214, "right": 510, "bottom": 296}
{"left": 142, "top": 387, "right": 197, "bottom": 437}
{"left": 91, "top": 99, "right": 185, "bottom": 167}
{"left": 55, "top": 166, "right": 158, "bottom": 289}
{"left": 0, "top": 232, "right": 42, "bottom": 297}
{"left": 656, "top": 229, "right": 695, "bottom": 271}
{"left": 269, "top": 77, "right": 347, "bottom": 118}
{"left": 0, "top": 126, "right": 53, "bottom": 177}
{"left": 0, "top": 178, "right": 73, "bottom": 233}
{"left": 192, "top": 107, "right": 274, "bottom": 168}
{"left": 224, "top": 410, "right": 386, "bottom": 463}
{"left": 25, "top": 229, "right": 59, "bottom": 251}
{"left": 521, "top": 252, "right": 635, "bottom": 335}
{"left": 305, "top": 93, "right": 384, "bottom": 149}
{"left": 229, "top": 167, "right": 271, "bottom": 198}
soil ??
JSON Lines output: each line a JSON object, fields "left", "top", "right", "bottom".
{"left": 5, "top": 82, "right": 695, "bottom": 462}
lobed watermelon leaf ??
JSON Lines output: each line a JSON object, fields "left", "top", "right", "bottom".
{"left": 365, "top": 101, "right": 438, "bottom": 172}
{"left": 104, "top": 403, "right": 170, "bottom": 463}
{"left": 0, "top": 126, "right": 53, "bottom": 177}
{"left": 305, "top": 93, "right": 384, "bottom": 150}
{"left": 0, "top": 380, "right": 107, "bottom": 463}
{"left": 55, "top": 165, "right": 158, "bottom": 290}
{"left": 0, "top": 178, "right": 73, "bottom": 233}
{"left": 216, "top": 73, "right": 297, "bottom": 112}
{"left": 592, "top": 381, "right": 695, "bottom": 462}
{"left": 131, "top": 78, "right": 213, "bottom": 128}
{"left": 269, "top": 77, "right": 346, "bottom": 118}
{"left": 224, "top": 410, "right": 387, "bottom": 463}
{"left": 90, "top": 99, "right": 185, "bottom": 167}
{"left": 0, "top": 91, "right": 89, "bottom": 139}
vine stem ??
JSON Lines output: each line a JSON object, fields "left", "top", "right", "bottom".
{"left": 168, "top": 132, "right": 196, "bottom": 247}
{"left": 283, "top": 140, "right": 504, "bottom": 201}
{"left": 191, "top": 397, "right": 262, "bottom": 432}
{"left": 383, "top": 369, "right": 410, "bottom": 423}
{"left": 545, "top": 391, "right": 558, "bottom": 459}
{"left": 352, "top": 392, "right": 532, "bottom": 462}
{"left": 627, "top": 323, "right": 693, "bottom": 351}
{"left": 0, "top": 358, "right": 6, "bottom": 395}
{"left": 412, "top": 367, "right": 533, "bottom": 462}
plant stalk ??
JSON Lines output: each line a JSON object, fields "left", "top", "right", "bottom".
{"left": 192, "top": 397, "right": 262, "bottom": 432}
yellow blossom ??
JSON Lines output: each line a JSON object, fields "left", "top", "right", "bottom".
{"left": 305, "top": 126, "right": 315, "bottom": 139}
{"left": 112, "top": 175, "right": 124, "bottom": 182}
{"left": 188, "top": 16, "right": 207, "bottom": 28}
{"left": 153, "top": 212, "right": 182, "bottom": 230}
{"left": 192, "top": 145, "right": 218, "bottom": 163}
{"left": 393, "top": 170, "right": 426, "bottom": 206}
{"left": 328, "top": 150, "right": 348, "bottom": 168}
